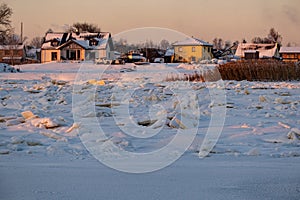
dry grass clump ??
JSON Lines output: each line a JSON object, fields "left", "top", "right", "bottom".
{"left": 166, "top": 68, "right": 222, "bottom": 82}
{"left": 166, "top": 60, "right": 300, "bottom": 82}
{"left": 218, "top": 60, "right": 300, "bottom": 81}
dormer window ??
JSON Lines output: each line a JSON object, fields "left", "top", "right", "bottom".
{"left": 51, "top": 40, "right": 59, "bottom": 47}
{"left": 89, "top": 39, "right": 98, "bottom": 46}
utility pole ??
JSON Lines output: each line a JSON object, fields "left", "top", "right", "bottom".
{"left": 20, "top": 22, "right": 23, "bottom": 44}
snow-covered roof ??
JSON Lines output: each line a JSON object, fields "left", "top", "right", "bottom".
{"left": 0, "top": 44, "right": 24, "bottom": 50}
{"left": 42, "top": 32, "right": 111, "bottom": 50}
{"left": 72, "top": 40, "right": 90, "bottom": 49}
{"left": 173, "top": 37, "right": 213, "bottom": 47}
{"left": 165, "top": 48, "right": 174, "bottom": 56}
{"left": 2, "top": 56, "right": 23, "bottom": 60}
{"left": 26, "top": 48, "right": 39, "bottom": 56}
{"left": 244, "top": 50, "right": 258, "bottom": 53}
{"left": 45, "top": 33, "right": 66, "bottom": 41}
{"left": 279, "top": 47, "right": 300, "bottom": 53}
{"left": 235, "top": 43, "right": 278, "bottom": 58}
{"left": 97, "top": 38, "right": 109, "bottom": 49}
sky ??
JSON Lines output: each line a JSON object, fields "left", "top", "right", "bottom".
{"left": 4, "top": 0, "right": 300, "bottom": 45}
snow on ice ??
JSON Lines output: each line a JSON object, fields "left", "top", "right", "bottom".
{"left": 0, "top": 62, "right": 300, "bottom": 157}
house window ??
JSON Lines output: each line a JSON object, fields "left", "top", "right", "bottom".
{"left": 5, "top": 50, "right": 10, "bottom": 56}
{"left": 51, "top": 52, "right": 58, "bottom": 61}
{"left": 191, "top": 56, "right": 196, "bottom": 62}
{"left": 90, "top": 40, "right": 98, "bottom": 46}
{"left": 13, "top": 50, "right": 19, "bottom": 55}
{"left": 178, "top": 47, "right": 183, "bottom": 52}
{"left": 51, "top": 41, "right": 59, "bottom": 47}
{"left": 192, "top": 47, "right": 195, "bottom": 52}
{"left": 77, "top": 50, "right": 81, "bottom": 60}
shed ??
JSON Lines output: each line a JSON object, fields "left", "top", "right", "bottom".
{"left": 279, "top": 47, "right": 300, "bottom": 62}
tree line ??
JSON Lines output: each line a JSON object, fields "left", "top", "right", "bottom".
{"left": 212, "top": 28, "right": 283, "bottom": 51}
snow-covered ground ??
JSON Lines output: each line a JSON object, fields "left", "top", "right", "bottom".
{"left": 1, "top": 62, "right": 300, "bottom": 199}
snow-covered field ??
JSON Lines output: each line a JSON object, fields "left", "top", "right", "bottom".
{"left": 1, "top": 62, "right": 300, "bottom": 199}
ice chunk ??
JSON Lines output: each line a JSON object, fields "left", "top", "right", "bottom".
{"left": 31, "top": 118, "right": 59, "bottom": 129}
{"left": 287, "top": 128, "right": 300, "bottom": 140}
{"left": 87, "top": 79, "right": 105, "bottom": 86}
{"left": 26, "top": 140, "right": 43, "bottom": 146}
{"left": 0, "top": 149, "right": 10, "bottom": 155}
{"left": 21, "top": 111, "right": 38, "bottom": 120}
{"left": 259, "top": 95, "right": 267, "bottom": 102}
{"left": 169, "top": 114, "right": 187, "bottom": 129}
{"left": 0, "top": 116, "right": 16, "bottom": 122}
{"left": 6, "top": 117, "right": 25, "bottom": 126}
{"left": 40, "top": 131, "right": 67, "bottom": 141}
{"left": 65, "top": 123, "right": 80, "bottom": 133}
{"left": 246, "top": 148, "right": 260, "bottom": 156}
{"left": 278, "top": 122, "right": 291, "bottom": 129}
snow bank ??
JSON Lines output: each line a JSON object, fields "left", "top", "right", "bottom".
{"left": 0, "top": 63, "right": 19, "bottom": 73}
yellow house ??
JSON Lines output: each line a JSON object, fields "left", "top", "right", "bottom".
{"left": 173, "top": 37, "right": 213, "bottom": 63}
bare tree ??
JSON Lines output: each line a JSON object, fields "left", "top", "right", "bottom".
{"left": 213, "top": 38, "right": 218, "bottom": 49}
{"left": 267, "top": 28, "right": 282, "bottom": 46}
{"left": 233, "top": 40, "right": 239, "bottom": 46}
{"left": 252, "top": 37, "right": 263, "bottom": 44}
{"left": 5, "top": 34, "right": 22, "bottom": 65}
{"left": 218, "top": 38, "right": 224, "bottom": 50}
{"left": 251, "top": 28, "right": 282, "bottom": 46}
{"left": 213, "top": 38, "right": 224, "bottom": 50}
{"left": 69, "top": 22, "right": 101, "bottom": 33}
{"left": 46, "top": 28, "right": 54, "bottom": 34}
{"left": 224, "top": 40, "right": 232, "bottom": 49}
{"left": 0, "top": 3, "right": 13, "bottom": 44}
{"left": 144, "top": 39, "right": 156, "bottom": 48}
{"left": 30, "top": 36, "right": 43, "bottom": 48}
{"left": 160, "top": 39, "right": 170, "bottom": 50}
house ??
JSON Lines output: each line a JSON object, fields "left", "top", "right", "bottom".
{"left": 235, "top": 43, "right": 279, "bottom": 59}
{"left": 25, "top": 46, "right": 41, "bottom": 63}
{"left": 164, "top": 48, "right": 175, "bottom": 63}
{"left": 279, "top": 47, "right": 300, "bottom": 62}
{"left": 41, "top": 32, "right": 114, "bottom": 63}
{"left": 139, "top": 48, "right": 165, "bottom": 62}
{"left": 0, "top": 44, "right": 26, "bottom": 65}
{"left": 172, "top": 37, "right": 213, "bottom": 63}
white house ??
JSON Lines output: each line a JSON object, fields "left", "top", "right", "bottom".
{"left": 235, "top": 43, "right": 279, "bottom": 59}
{"left": 41, "top": 32, "right": 114, "bottom": 63}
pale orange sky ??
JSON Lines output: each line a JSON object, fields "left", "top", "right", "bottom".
{"left": 4, "top": 0, "right": 300, "bottom": 45}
